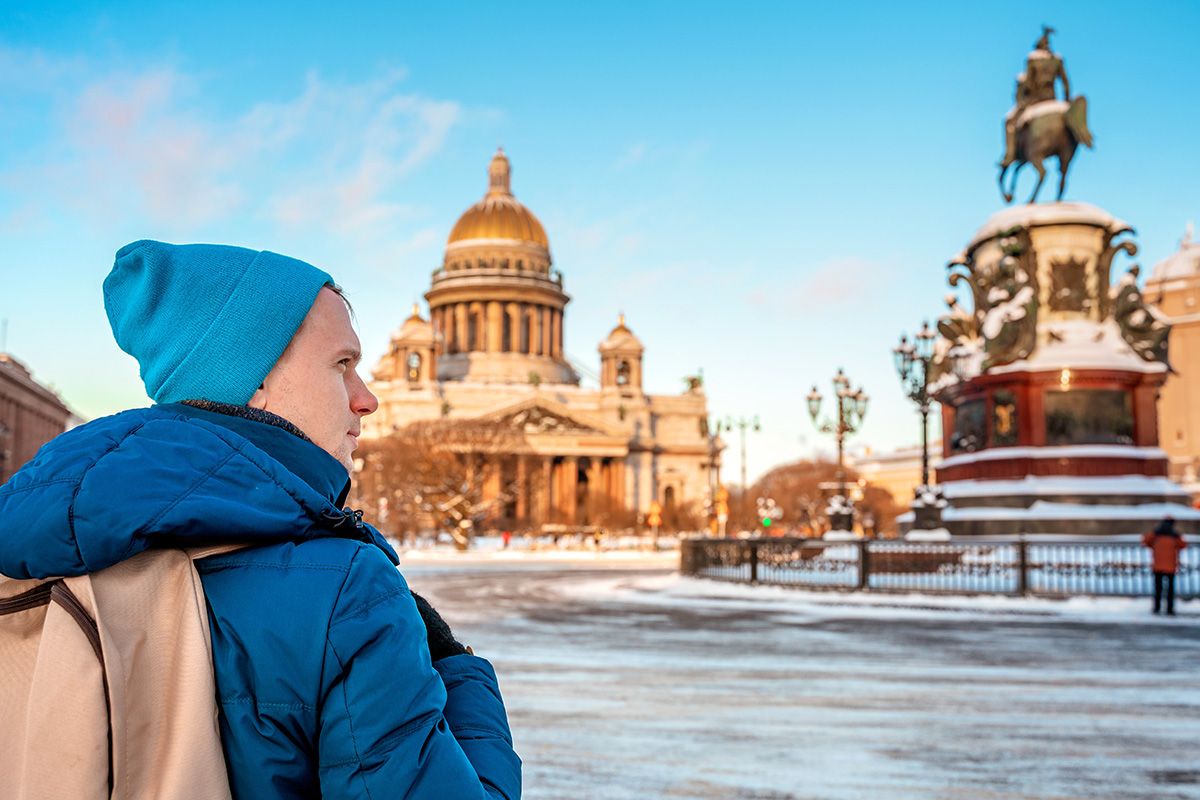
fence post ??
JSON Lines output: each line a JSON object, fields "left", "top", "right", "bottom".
{"left": 749, "top": 542, "right": 759, "bottom": 584}
{"left": 1016, "top": 538, "right": 1029, "bottom": 596}
{"left": 858, "top": 539, "right": 870, "bottom": 591}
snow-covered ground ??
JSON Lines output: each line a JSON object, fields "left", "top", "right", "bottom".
{"left": 404, "top": 558, "right": 1200, "bottom": 800}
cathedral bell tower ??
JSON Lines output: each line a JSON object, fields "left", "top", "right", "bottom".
{"left": 598, "top": 314, "right": 644, "bottom": 394}
{"left": 372, "top": 304, "right": 437, "bottom": 386}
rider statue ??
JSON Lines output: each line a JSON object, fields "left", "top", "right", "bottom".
{"left": 1003, "top": 27, "right": 1071, "bottom": 166}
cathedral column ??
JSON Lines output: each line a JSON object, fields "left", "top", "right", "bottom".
{"left": 587, "top": 457, "right": 603, "bottom": 522}
{"left": 610, "top": 459, "right": 625, "bottom": 512}
{"left": 464, "top": 453, "right": 476, "bottom": 490}
{"left": 505, "top": 303, "right": 520, "bottom": 352}
{"left": 455, "top": 304, "right": 467, "bottom": 354}
{"left": 481, "top": 456, "right": 500, "bottom": 506}
{"left": 550, "top": 310, "right": 561, "bottom": 358}
{"left": 563, "top": 456, "right": 578, "bottom": 524}
{"left": 540, "top": 307, "right": 550, "bottom": 356}
{"left": 516, "top": 455, "right": 528, "bottom": 521}
{"left": 486, "top": 301, "right": 501, "bottom": 352}
{"left": 542, "top": 458, "right": 555, "bottom": 524}
{"left": 530, "top": 304, "right": 542, "bottom": 356}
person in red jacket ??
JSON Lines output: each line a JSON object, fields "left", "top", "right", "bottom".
{"left": 1142, "top": 516, "right": 1187, "bottom": 615}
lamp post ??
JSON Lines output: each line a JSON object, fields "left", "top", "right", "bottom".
{"left": 701, "top": 417, "right": 728, "bottom": 536}
{"left": 893, "top": 321, "right": 945, "bottom": 530}
{"left": 716, "top": 415, "right": 760, "bottom": 531}
{"left": 807, "top": 369, "right": 868, "bottom": 531}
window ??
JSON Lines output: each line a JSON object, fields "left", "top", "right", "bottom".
{"left": 617, "top": 360, "right": 631, "bottom": 386}
{"left": 1044, "top": 390, "right": 1133, "bottom": 445}
{"left": 406, "top": 352, "right": 422, "bottom": 383}
{"left": 951, "top": 399, "right": 986, "bottom": 453}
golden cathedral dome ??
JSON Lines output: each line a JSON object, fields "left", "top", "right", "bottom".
{"left": 446, "top": 148, "right": 549, "bottom": 249}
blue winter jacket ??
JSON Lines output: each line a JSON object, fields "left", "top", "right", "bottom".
{"left": 0, "top": 403, "right": 521, "bottom": 799}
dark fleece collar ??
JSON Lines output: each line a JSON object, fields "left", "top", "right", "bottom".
{"left": 173, "top": 400, "right": 351, "bottom": 506}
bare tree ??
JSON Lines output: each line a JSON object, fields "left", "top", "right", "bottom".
{"left": 753, "top": 459, "right": 901, "bottom": 536}
{"left": 355, "top": 418, "right": 531, "bottom": 550}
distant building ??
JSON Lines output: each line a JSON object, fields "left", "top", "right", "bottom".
{"left": 364, "top": 149, "right": 716, "bottom": 530}
{"left": 1147, "top": 223, "right": 1200, "bottom": 498}
{"left": 849, "top": 442, "right": 942, "bottom": 506}
{"left": 0, "top": 353, "right": 72, "bottom": 485}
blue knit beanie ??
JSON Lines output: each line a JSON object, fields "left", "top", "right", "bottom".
{"left": 104, "top": 240, "right": 335, "bottom": 405}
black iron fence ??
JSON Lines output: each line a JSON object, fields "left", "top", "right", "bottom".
{"left": 680, "top": 537, "right": 1199, "bottom": 598}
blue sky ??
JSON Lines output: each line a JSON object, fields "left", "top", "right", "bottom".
{"left": 2, "top": 1, "right": 1197, "bottom": 484}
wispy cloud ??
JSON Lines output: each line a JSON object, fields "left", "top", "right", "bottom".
{"left": 0, "top": 51, "right": 465, "bottom": 242}
{"left": 614, "top": 141, "right": 647, "bottom": 169}
{"left": 747, "top": 257, "right": 897, "bottom": 312}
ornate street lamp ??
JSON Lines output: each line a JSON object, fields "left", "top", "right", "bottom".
{"left": 807, "top": 368, "right": 868, "bottom": 530}
{"left": 893, "top": 321, "right": 945, "bottom": 529}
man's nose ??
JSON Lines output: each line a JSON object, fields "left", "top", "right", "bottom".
{"left": 352, "top": 373, "right": 379, "bottom": 416}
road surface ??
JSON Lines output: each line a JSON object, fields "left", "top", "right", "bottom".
{"left": 404, "top": 559, "right": 1200, "bottom": 800}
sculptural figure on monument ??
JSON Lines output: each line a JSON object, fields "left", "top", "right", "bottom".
{"left": 998, "top": 27, "right": 1093, "bottom": 204}
{"left": 1004, "top": 26, "right": 1071, "bottom": 164}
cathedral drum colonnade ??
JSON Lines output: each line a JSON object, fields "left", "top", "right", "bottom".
{"left": 364, "top": 149, "right": 716, "bottom": 532}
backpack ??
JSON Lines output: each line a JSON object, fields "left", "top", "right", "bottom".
{"left": 0, "top": 546, "right": 242, "bottom": 800}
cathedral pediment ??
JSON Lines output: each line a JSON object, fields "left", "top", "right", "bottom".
{"left": 477, "top": 396, "right": 619, "bottom": 439}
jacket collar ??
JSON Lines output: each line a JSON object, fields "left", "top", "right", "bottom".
{"left": 172, "top": 400, "right": 352, "bottom": 506}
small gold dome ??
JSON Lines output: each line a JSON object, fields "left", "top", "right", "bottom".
{"left": 447, "top": 148, "right": 549, "bottom": 249}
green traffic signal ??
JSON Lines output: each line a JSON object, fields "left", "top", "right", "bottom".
{"left": 762, "top": 518, "right": 771, "bottom": 526}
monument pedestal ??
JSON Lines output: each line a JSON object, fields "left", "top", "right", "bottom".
{"left": 924, "top": 202, "right": 1200, "bottom": 535}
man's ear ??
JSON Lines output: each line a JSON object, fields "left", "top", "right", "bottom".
{"left": 247, "top": 383, "right": 268, "bottom": 410}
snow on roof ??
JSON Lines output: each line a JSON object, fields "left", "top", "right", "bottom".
{"left": 943, "top": 501, "right": 1200, "bottom": 521}
{"left": 940, "top": 474, "right": 1191, "bottom": 500}
{"left": 1148, "top": 222, "right": 1200, "bottom": 283}
{"left": 968, "top": 201, "right": 1131, "bottom": 251}
{"left": 939, "top": 445, "right": 1167, "bottom": 471}
{"left": 984, "top": 318, "right": 1166, "bottom": 376}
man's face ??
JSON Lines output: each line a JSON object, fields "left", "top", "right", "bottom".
{"left": 248, "top": 287, "right": 378, "bottom": 472}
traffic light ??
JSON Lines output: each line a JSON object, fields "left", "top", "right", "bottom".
{"left": 756, "top": 497, "right": 781, "bottom": 528}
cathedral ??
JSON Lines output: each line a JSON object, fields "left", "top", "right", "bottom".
{"left": 363, "top": 149, "right": 715, "bottom": 530}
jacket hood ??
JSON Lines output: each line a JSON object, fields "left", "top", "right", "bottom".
{"left": 0, "top": 403, "right": 397, "bottom": 579}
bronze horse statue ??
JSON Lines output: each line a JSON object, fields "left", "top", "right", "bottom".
{"left": 998, "top": 96, "right": 1093, "bottom": 204}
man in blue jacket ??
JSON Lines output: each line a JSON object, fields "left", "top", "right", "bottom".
{"left": 0, "top": 240, "right": 521, "bottom": 799}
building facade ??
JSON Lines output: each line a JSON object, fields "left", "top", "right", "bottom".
{"left": 1147, "top": 223, "right": 1200, "bottom": 496}
{"left": 364, "top": 149, "right": 715, "bottom": 530}
{"left": 849, "top": 442, "right": 943, "bottom": 506}
{"left": 0, "top": 353, "right": 72, "bottom": 485}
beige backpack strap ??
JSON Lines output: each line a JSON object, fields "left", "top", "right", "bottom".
{"left": 1, "top": 575, "right": 111, "bottom": 800}
{"left": 1, "top": 545, "right": 251, "bottom": 800}
{"left": 89, "top": 549, "right": 233, "bottom": 800}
